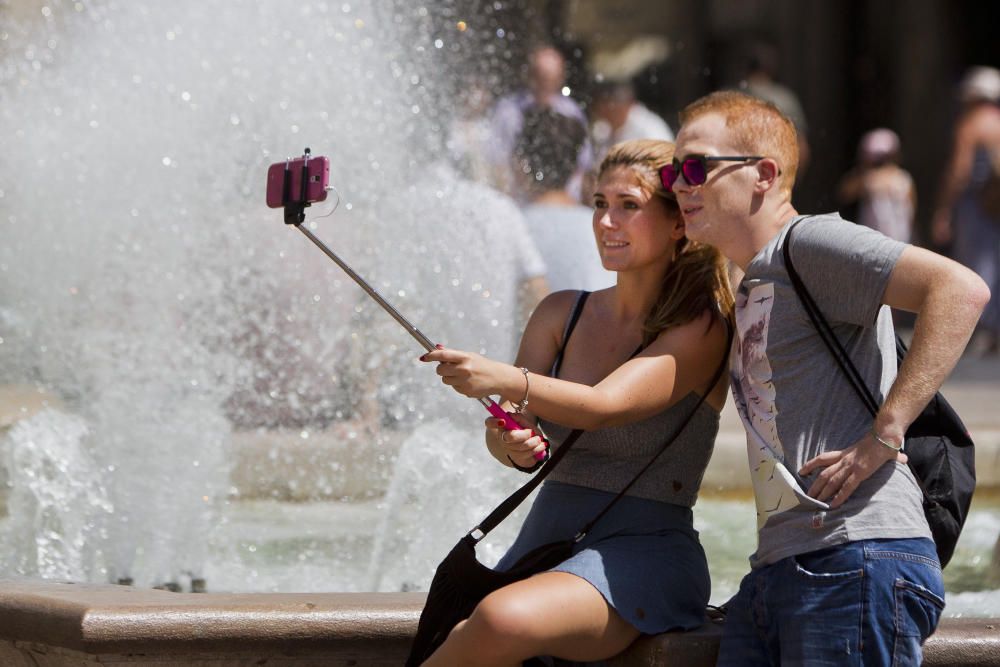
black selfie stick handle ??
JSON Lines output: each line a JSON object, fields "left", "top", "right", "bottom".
{"left": 282, "top": 148, "right": 311, "bottom": 225}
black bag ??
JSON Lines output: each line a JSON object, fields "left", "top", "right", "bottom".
{"left": 406, "top": 293, "right": 731, "bottom": 665}
{"left": 783, "top": 218, "right": 976, "bottom": 567}
{"left": 404, "top": 429, "right": 583, "bottom": 667}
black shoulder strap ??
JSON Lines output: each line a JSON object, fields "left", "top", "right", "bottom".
{"left": 470, "top": 291, "right": 590, "bottom": 540}
{"left": 471, "top": 296, "right": 731, "bottom": 543}
{"left": 551, "top": 290, "right": 590, "bottom": 377}
{"left": 574, "top": 319, "right": 732, "bottom": 540}
{"left": 782, "top": 218, "right": 880, "bottom": 416}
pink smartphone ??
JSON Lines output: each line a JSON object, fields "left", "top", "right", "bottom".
{"left": 266, "top": 153, "right": 330, "bottom": 208}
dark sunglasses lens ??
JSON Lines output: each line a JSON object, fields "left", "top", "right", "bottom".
{"left": 681, "top": 158, "right": 707, "bottom": 186}
{"left": 661, "top": 165, "right": 678, "bottom": 191}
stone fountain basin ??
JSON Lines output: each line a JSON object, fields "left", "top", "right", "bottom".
{"left": 0, "top": 580, "right": 998, "bottom": 666}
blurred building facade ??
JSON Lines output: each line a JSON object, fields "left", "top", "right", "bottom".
{"left": 539, "top": 0, "right": 1000, "bottom": 245}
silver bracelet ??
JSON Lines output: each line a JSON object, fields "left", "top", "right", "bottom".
{"left": 870, "top": 427, "right": 903, "bottom": 452}
{"left": 512, "top": 367, "right": 530, "bottom": 414}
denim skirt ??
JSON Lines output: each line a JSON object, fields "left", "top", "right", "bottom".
{"left": 496, "top": 480, "right": 710, "bottom": 635}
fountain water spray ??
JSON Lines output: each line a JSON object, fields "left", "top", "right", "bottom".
{"left": 0, "top": 0, "right": 533, "bottom": 591}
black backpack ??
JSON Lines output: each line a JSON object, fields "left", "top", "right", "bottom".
{"left": 783, "top": 218, "right": 975, "bottom": 567}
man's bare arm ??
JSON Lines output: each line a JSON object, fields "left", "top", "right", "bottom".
{"left": 876, "top": 246, "right": 991, "bottom": 444}
{"left": 802, "top": 246, "right": 989, "bottom": 507}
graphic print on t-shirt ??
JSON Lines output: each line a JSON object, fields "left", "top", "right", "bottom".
{"left": 732, "top": 282, "right": 828, "bottom": 530}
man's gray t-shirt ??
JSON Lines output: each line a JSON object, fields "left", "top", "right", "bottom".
{"left": 733, "top": 213, "right": 931, "bottom": 568}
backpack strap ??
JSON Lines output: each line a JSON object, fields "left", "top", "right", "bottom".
{"left": 782, "top": 218, "right": 880, "bottom": 418}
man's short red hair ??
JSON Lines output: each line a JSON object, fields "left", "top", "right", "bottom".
{"left": 680, "top": 91, "right": 799, "bottom": 198}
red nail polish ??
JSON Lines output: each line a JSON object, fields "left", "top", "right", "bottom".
{"left": 435, "top": 343, "right": 443, "bottom": 349}
{"left": 534, "top": 450, "right": 546, "bottom": 461}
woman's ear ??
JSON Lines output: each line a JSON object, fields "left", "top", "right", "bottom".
{"left": 754, "top": 158, "right": 781, "bottom": 193}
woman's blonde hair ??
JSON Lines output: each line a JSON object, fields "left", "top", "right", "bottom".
{"left": 598, "top": 139, "right": 735, "bottom": 345}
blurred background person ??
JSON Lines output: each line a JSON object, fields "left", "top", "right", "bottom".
{"left": 739, "top": 40, "right": 811, "bottom": 174}
{"left": 514, "top": 107, "right": 616, "bottom": 293}
{"left": 445, "top": 75, "right": 497, "bottom": 185}
{"left": 488, "top": 44, "right": 594, "bottom": 202}
{"left": 838, "top": 128, "right": 916, "bottom": 244}
{"left": 932, "top": 66, "right": 1000, "bottom": 355}
{"left": 591, "top": 78, "right": 674, "bottom": 164}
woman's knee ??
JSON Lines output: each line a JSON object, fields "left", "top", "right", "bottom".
{"left": 467, "top": 588, "right": 542, "bottom": 645}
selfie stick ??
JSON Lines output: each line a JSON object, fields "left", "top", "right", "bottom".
{"left": 280, "top": 156, "right": 526, "bottom": 435}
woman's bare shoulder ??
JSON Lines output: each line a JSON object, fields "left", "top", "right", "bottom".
{"left": 530, "top": 289, "right": 598, "bottom": 327}
{"left": 646, "top": 308, "right": 728, "bottom": 359}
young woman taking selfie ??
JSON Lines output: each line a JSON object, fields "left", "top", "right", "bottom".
{"left": 418, "top": 139, "right": 733, "bottom": 666}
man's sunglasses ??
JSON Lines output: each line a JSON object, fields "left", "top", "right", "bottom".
{"left": 659, "top": 155, "right": 765, "bottom": 192}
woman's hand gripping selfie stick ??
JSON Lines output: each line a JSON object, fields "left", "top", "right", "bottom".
{"left": 271, "top": 153, "right": 531, "bottom": 444}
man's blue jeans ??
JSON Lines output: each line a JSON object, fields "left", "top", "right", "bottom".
{"left": 716, "top": 537, "right": 944, "bottom": 666}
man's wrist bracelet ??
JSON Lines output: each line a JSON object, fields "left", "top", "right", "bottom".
{"left": 870, "top": 427, "right": 904, "bottom": 452}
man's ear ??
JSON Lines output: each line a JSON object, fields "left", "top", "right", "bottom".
{"left": 671, "top": 213, "right": 686, "bottom": 240}
{"left": 754, "top": 158, "right": 781, "bottom": 193}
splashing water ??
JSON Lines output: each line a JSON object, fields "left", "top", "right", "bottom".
{"left": 0, "top": 0, "right": 534, "bottom": 588}
{"left": 3, "top": 3, "right": 1000, "bottom": 618}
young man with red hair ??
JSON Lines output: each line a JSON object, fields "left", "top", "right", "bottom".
{"left": 669, "top": 91, "right": 990, "bottom": 665}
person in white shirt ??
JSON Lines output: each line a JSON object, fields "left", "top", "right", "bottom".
{"left": 591, "top": 80, "right": 674, "bottom": 164}
{"left": 488, "top": 45, "right": 593, "bottom": 202}
{"left": 514, "top": 108, "right": 615, "bottom": 293}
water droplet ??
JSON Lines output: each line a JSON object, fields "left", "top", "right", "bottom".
{"left": 162, "top": 156, "right": 172, "bottom": 166}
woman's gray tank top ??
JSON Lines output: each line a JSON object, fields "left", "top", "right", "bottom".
{"left": 537, "top": 291, "right": 720, "bottom": 507}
